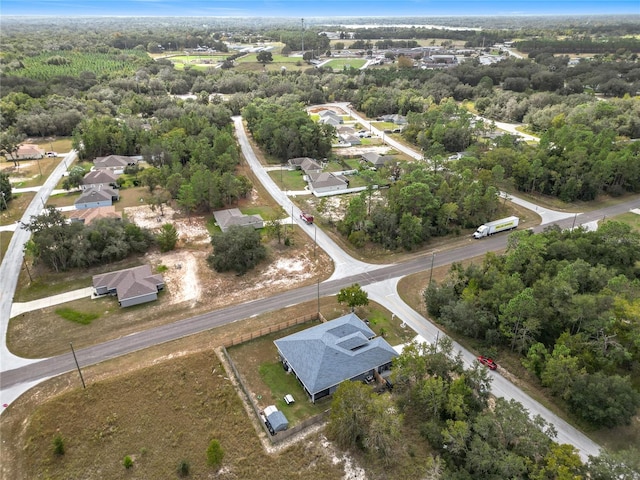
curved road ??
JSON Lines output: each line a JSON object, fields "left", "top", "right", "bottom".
{"left": 2, "top": 118, "right": 639, "bottom": 461}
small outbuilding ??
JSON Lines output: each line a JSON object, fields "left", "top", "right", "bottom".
{"left": 266, "top": 410, "right": 289, "bottom": 432}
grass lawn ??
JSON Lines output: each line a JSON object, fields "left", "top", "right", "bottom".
{"left": 1, "top": 192, "right": 36, "bottom": 225}
{"left": 610, "top": 211, "right": 640, "bottom": 231}
{"left": 114, "top": 186, "right": 149, "bottom": 210}
{"left": 267, "top": 169, "right": 307, "bottom": 191}
{"left": 0, "top": 231, "right": 13, "bottom": 263}
{"left": 371, "top": 121, "right": 396, "bottom": 131}
{"left": 45, "top": 191, "right": 80, "bottom": 208}
{"left": 323, "top": 58, "right": 367, "bottom": 70}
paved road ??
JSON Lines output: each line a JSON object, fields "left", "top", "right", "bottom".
{"left": 0, "top": 151, "right": 76, "bottom": 370}
{"left": 2, "top": 121, "right": 638, "bottom": 461}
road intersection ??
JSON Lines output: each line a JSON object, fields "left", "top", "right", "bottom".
{"left": 1, "top": 113, "right": 638, "bottom": 461}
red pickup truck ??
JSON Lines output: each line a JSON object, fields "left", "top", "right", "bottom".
{"left": 300, "top": 213, "right": 314, "bottom": 224}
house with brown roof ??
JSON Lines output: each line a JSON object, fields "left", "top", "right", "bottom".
{"left": 68, "top": 206, "right": 122, "bottom": 225}
{"left": 93, "top": 264, "right": 164, "bottom": 307}
{"left": 74, "top": 187, "right": 120, "bottom": 210}
{"left": 16, "top": 144, "right": 45, "bottom": 160}
{"left": 81, "top": 170, "right": 119, "bottom": 190}
{"left": 213, "top": 208, "right": 264, "bottom": 232}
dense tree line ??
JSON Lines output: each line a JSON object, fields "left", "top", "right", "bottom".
{"left": 326, "top": 337, "right": 634, "bottom": 478}
{"left": 516, "top": 37, "right": 640, "bottom": 55}
{"left": 337, "top": 158, "right": 501, "bottom": 251}
{"left": 25, "top": 207, "right": 153, "bottom": 272}
{"left": 242, "top": 99, "right": 334, "bottom": 161}
{"left": 425, "top": 224, "right": 640, "bottom": 428}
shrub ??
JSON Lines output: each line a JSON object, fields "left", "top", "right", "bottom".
{"left": 53, "top": 434, "right": 65, "bottom": 455}
{"left": 177, "top": 460, "right": 190, "bottom": 477}
{"left": 123, "top": 455, "right": 133, "bottom": 469}
{"left": 55, "top": 308, "right": 99, "bottom": 325}
{"left": 206, "top": 439, "right": 224, "bottom": 468}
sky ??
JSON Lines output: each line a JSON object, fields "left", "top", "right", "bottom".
{"left": 1, "top": 0, "right": 639, "bottom": 17}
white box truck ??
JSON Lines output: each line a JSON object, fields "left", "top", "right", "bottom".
{"left": 473, "top": 216, "right": 519, "bottom": 239}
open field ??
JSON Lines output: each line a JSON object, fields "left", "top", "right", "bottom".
{"left": 0, "top": 231, "right": 13, "bottom": 263}
{"left": 323, "top": 58, "right": 367, "bottom": 70}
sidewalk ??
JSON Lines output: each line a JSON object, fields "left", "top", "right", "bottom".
{"left": 10, "top": 287, "right": 94, "bottom": 318}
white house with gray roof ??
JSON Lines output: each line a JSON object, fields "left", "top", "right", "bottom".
{"left": 93, "top": 264, "right": 164, "bottom": 307}
{"left": 308, "top": 172, "right": 349, "bottom": 195}
{"left": 213, "top": 208, "right": 264, "bottom": 232}
{"left": 274, "top": 313, "right": 398, "bottom": 403}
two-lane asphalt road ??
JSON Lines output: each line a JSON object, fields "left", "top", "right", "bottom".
{"left": 1, "top": 116, "right": 638, "bottom": 462}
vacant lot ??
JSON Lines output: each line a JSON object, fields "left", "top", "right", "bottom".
{"left": 0, "top": 348, "right": 346, "bottom": 480}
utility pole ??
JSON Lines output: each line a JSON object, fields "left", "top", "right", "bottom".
{"left": 301, "top": 18, "right": 305, "bottom": 56}
{"left": 429, "top": 252, "right": 436, "bottom": 285}
{"left": 70, "top": 343, "right": 86, "bottom": 389}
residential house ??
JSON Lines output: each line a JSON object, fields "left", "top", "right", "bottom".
{"left": 93, "top": 264, "right": 165, "bottom": 307}
{"left": 74, "top": 187, "right": 120, "bottom": 210}
{"left": 377, "top": 114, "right": 407, "bottom": 125}
{"left": 288, "top": 157, "right": 322, "bottom": 175}
{"left": 308, "top": 172, "right": 349, "bottom": 195}
{"left": 338, "top": 134, "right": 361, "bottom": 146}
{"left": 81, "top": 169, "right": 119, "bottom": 190}
{"left": 319, "top": 116, "right": 342, "bottom": 127}
{"left": 213, "top": 208, "right": 264, "bottom": 232}
{"left": 337, "top": 126, "right": 357, "bottom": 136}
{"left": 318, "top": 110, "right": 343, "bottom": 125}
{"left": 274, "top": 313, "right": 398, "bottom": 403}
{"left": 361, "top": 152, "right": 394, "bottom": 169}
{"left": 93, "top": 155, "right": 139, "bottom": 172}
{"left": 16, "top": 144, "right": 45, "bottom": 160}
{"left": 68, "top": 205, "right": 122, "bottom": 225}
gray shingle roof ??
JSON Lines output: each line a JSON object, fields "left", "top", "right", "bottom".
{"left": 213, "top": 208, "right": 264, "bottom": 232}
{"left": 94, "top": 155, "right": 138, "bottom": 169}
{"left": 82, "top": 169, "right": 119, "bottom": 185}
{"left": 75, "top": 187, "right": 119, "bottom": 205}
{"left": 92, "top": 265, "right": 164, "bottom": 302}
{"left": 266, "top": 411, "right": 288, "bottom": 432}
{"left": 274, "top": 313, "right": 398, "bottom": 396}
{"left": 308, "top": 172, "right": 348, "bottom": 190}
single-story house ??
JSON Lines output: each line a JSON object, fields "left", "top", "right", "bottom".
{"left": 377, "top": 114, "right": 407, "bottom": 125}
{"left": 288, "top": 157, "right": 322, "bottom": 175}
{"left": 308, "top": 172, "right": 349, "bottom": 195}
{"left": 318, "top": 109, "right": 341, "bottom": 120}
{"left": 16, "top": 144, "right": 45, "bottom": 160}
{"left": 68, "top": 205, "right": 122, "bottom": 225}
{"left": 92, "top": 264, "right": 165, "bottom": 308}
{"left": 266, "top": 410, "right": 289, "bottom": 432}
{"left": 337, "top": 126, "right": 357, "bottom": 136}
{"left": 213, "top": 208, "right": 264, "bottom": 232}
{"left": 319, "top": 116, "right": 342, "bottom": 127}
{"left": 81, "top": 169, "right": 119, "bottom": 190}
{"left": 74, "top": 186, "right": 120, "bottom": 210}
{"left": 361, "top": 152, "right": 394, "bottom": 169}
{"left": 93, "top": 155, "right": 139, "bottom": 171}
{"left": 339, "top": 134, "right": 361, "bottom": 146}
{"left": 274, "top": 313, "right": 398, "bottom": 403}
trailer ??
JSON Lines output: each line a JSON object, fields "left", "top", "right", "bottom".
{"left": 300, "top": 212, "right": 314, "bottom": 224}
{"left": 473, "top": 216, "right": 519, "bottom": 239}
